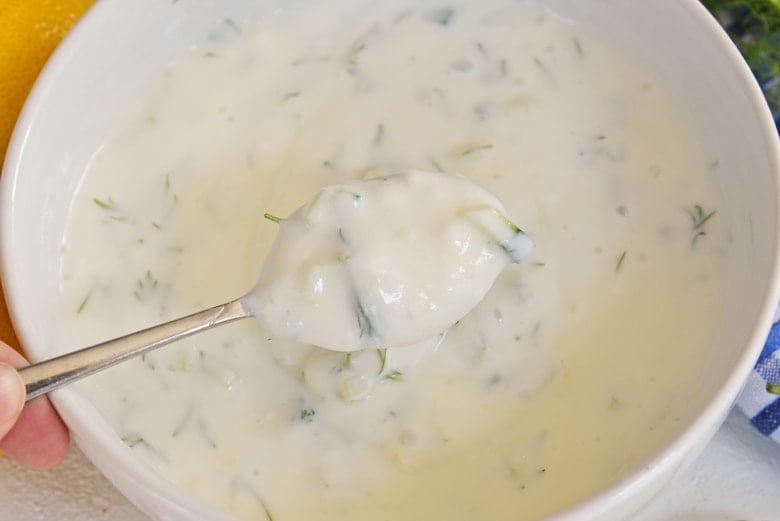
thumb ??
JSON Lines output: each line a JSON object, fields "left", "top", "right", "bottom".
{"left": 0, "top": 362, "right": 25, "bottom": 439}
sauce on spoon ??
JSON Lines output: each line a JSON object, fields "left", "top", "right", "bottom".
{"left": 250, "top": 169, "right": 533, "bottom": 350}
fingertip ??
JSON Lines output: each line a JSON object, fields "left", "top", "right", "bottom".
{"left": 0, "top": 394, "right": 71, "bottom": 469}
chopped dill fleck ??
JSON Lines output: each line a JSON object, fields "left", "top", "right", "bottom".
{"left": 299, "top": 409, "right": 316, "bottom": 423}
{"left": 343, "top": 352, "right": 352, "bottom": 369}
{"left": 460, "top": 142, "right": 494, "bottom": 156}
{"left": 500, "top": 58, "right": 508, "bottom": 77}
{"left": 687, "top": 204, "right": 717, "bottom": 230}
{"left": 76, "top": 293, "right": 90, "bottom": 314}
{"left": 152, "top": 222, "right": 161, "bottom": 229}
{"left": 93, "top": 197, "right": 114, "bottom": 210}
{"left": 347, "top": 41, "right": 367, "bottom": 66}
{"left": 377, "top": 348, "right": 388, "bottom": 374}
{"left": 172, "top": 408, "right": 193, "bottom": 437}
{"left": 616, "top": 250, "right": 627, "bottom": 272}
{"left": 263, "top": 213, "right": 283, "bottom": 224}
{"left": 197, "top": 418, "right": 218, "bottom": 448}
{"left": 94, "top": 197, "right": 127, "bottom": 221}
{"left": 356, "top": 303, "right": 374, "bottom": 338}
{"left": 686, "top": 204, "right": 717, "bottom": 247}
{"left": 122, "top": 434, "right": 147, "bottom": 449}
{"left": 428, "top": 157, "right": 445, "bottom": 172}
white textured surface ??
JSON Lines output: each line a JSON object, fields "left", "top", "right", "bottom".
{"left": 1, "top": 408, "right": 778, "bottom": 521}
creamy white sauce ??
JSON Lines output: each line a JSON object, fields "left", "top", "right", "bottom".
{"left": 58, "top": 1, "right": 728, "bottom": 520}
{"left": 251, "top": 170, "right": 532, "bottom": 350}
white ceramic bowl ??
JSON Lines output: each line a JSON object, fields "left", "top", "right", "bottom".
{"left": 2, "top": 1, "right": 779, "bottom": 520}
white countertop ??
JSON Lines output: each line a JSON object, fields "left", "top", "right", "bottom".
{"left": 1, "top": 408, "right": 779, "bottom": 521}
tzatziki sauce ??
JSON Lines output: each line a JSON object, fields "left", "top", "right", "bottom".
{"left": 58, "top": 1, "right": 728, "bottom": 520}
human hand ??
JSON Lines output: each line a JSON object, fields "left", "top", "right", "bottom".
{"left": 0, "top": 340, "right": 69, "bottom": 469}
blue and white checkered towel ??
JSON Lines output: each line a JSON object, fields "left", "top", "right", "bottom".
{"left": 737, "top": 309, "right": 780, "bottom": 443}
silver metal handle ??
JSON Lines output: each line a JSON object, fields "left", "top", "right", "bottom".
{"left": 19, "top": 298, "right": 252, "bottom": 400}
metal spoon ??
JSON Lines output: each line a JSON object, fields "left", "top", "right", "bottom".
{"left": 20, "top": 297, "right": 251, "bottom": 400}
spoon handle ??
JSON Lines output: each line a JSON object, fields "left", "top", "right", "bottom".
{"left": 19, "top": 298, "right": 252, "bottom": 401}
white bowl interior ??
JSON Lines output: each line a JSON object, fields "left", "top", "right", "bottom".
{"left": 1, "top": 1, "right": 778, "bottom": 520}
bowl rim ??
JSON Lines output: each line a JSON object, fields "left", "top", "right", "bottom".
{"left": 2, "top": 0, "right": 779, "bottom": 520}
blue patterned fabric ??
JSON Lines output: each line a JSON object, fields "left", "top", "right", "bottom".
{"left": 737, "top": 315, "right": 780, "bottom": 443}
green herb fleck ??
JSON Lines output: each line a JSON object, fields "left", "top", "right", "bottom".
{"left": 299, "top": 409, "right": 316, "bottom": 423}
{"left": 616, "top": 250, "right": 627, "bottom": 272}
{"left": 460, "top": 142, "right": 494, "bottom": 156}
{"left": 229, "top": 477, "right": 274, "bottom": 521}
{"left": 133, "top": 270, "right": 160, "bottom": 301}
{"left": 263, "top": 213, "right": 284, "bottom": 224}
{"left": 686, "top": 204, "right": 717, "bottom": 247}
{"left": 347, "top": 41, "right": 367, "bottom": 66}
{"left": 767, "top": 382, "right": 780, "bottom": 395}
{"left": 197, "top": 418, "right": 218, "bottom": 448}
{"left": 533, "top": 56, "right": 548, "bottom": 73}
{"left": 688, "top": 205, "right": 717, "bottom": 230}
{"left": 76, "top": 293, "right": 90, "bottom": 314}
{"left": 428, "top": 156, "right": 445, "bottom": 172}
{"left": 377, "top": 348, "right": 387, "bottom": 374}
{"left": 93, "top": 197, "right": 115, "bottom": 210}
{"left": 356, "top": 303, "right": 374, "bottom": 338}
{"left": 93, "top": 197, "right": 127, "bottom": 221}
{"left": 343, "top": 352, "right": 352, "bottom": 369}
{"left": 172, "top": 408, "right": 193, "bottom": 437}
{"left": 121, "top": 434, "right": 147, "bottom": 448}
